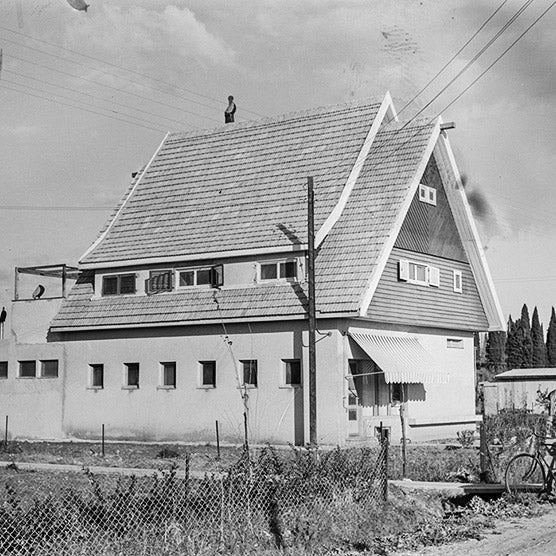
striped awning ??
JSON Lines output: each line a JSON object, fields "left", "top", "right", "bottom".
{"left": 348, "top": 329, "right": 448, "bottom": 384}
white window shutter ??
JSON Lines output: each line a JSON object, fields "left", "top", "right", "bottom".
{"left": 428, "top": 266, "right": 440, "bottom": 287}
{"left": 398, "top": 260, "right": 409, "bottom": 281}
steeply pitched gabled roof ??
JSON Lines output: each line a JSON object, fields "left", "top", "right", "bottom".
{"left": 51, "top": 93, "right": 504, "bottom": 332}
{"left": 80, "top": 96, "right": 389, "bottom": 267}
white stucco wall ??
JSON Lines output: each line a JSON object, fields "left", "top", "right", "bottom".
{"left": 60, "top": 322, "right": 346, "bottom": 445}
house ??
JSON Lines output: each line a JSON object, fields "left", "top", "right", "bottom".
{"left": 483, "top": 368, "right": 556, "bottom": 416}
{"left": 0, "top": 93, "right": 504, "bottom": 445}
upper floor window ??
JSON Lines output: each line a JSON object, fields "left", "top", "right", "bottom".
{"left": 160, "top": 362, "right": 177, "bottom": 388}
{"left": 0, "top": 361, "right": 7, "bottom": 379}
{"left": 283, "top": 359, "right": 301, "bottom": 387}
{"left": 124, "top": 362, "right": 140, "bottom": 389}
{"left": 177, "top": 265, "right": 223, "bottom": 289}
{"left": 398, "top": 260, "right": 440, "bottom": 287}
{"left": 199, "top": 360, "right": 216, "bottom": 388}
{"left": 259, "top": 260, "right": 297, "bottom": 282}
{"left": 453, "top": 270, "right": 463, "bottom": 293}
{"left": 102, "top": 274, "right": 136, "bottom": 296}
{"left": 418, "top": 183, "right": 437, "bottom": 206}
{"left": 146, "top": 270, "right": 173, "bottom": 295}
{"left": 89, "top": 364, "right": 104, "bottom": 389}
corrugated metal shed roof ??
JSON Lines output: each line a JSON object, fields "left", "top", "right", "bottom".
{"left": 495, "top": 368, "right": 556, "bottom": 381}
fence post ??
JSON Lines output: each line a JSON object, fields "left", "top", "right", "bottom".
{"left": 215, "top": 420, "right": 221, "bottom": 460}
{"left": 3, "top": 415, "right": 8, "bottom": 448}
{"left": 101, "top": 423, "right": 105, "bottom": 457}
{"left": 383, "top": 434, "right": 389, "bottom": 501}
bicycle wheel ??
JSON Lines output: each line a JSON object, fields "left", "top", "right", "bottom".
{"left": 505, "top": 453, "right": 546, "bottom": 495}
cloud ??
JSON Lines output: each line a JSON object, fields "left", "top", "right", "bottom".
{"left": 56, "top": 3, "right": 234, "bottom": 68}
{"left": 0, "top": 124, "right": 39, "bottom": 136}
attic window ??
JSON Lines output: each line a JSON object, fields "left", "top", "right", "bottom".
{"left": 453, "top": 270, "right": 463, "bottom": 293}
{"left": 418, "top": 184, "right": 437, "bottom": 206}
{"left": 146, "top": 270, "right": 173, "bottom": 295}
{"left": 259, "top": 260, "right": 297, "bottom": 282}
{"left": 102, "top": 274, "right": 136, "bottom": 296}
{"left": 177, "top": 265, "right": 224, "bottom": 289}
{"left": 398, "top": 260, "right": 440, "bottom": 287}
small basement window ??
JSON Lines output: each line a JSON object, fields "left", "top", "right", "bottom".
{"left": 18, "top": 360, "right": 36, "bottom": 378}
{"left": 124, "top": 363, "right": 140, "bottom": 388}
{"left": 241, "top": 360, "right": 258, "bottom": 387}
{"left": 199, "top": 361, "right": 216, "bottom": 388}
{"left": 283, "top": 359, "right": 302, "bottom": 387}
{"left": 102, "top": 274, "right": 136, "bottom": 296}
{"left": 0, "top": 361, "right": 7, "bottom": 379}
{"left": 160, "top": 362, "right": 176, "bottom": 388}
{"left": 40, "top": 360, "right": 59, "bottom": 378}
{"left": 90, "top": 364, "right": 104, "bottom": 388}
{"left": 418, "top": 183, "right": 437, "bottom": 206}
{"left": 259, "top": 260, "right": 297, "bottom": 281}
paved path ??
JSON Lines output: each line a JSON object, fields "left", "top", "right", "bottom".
{"left": 395, "top": 507, "right": 556, "bottom": 556}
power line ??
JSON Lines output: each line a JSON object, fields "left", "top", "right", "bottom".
{"left": 396, "top": 0, "right": 510, "bottom": 119}
{"left": 8, "top": 52, "right": 221, "bottom": 125}
{"left": 430, "top": 1, "right": 556, "bottom": 121}
{"left": 0, "top": 81, "right": 167, "bottom": 133}
{"left": 0, "top": 25, "right": 264, "bottom": 118}
{"left": 4, "top": 68, "right": 196, "bottom": 130}
{"left": 401, "top": 0, "right": 535, "bottom": 130}
{"left": 0, "top": 205, "right": 113, "bottom": 212}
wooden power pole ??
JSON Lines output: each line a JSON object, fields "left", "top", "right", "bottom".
{"left": 307, "top": 177, "right": 317, "bottom": 445}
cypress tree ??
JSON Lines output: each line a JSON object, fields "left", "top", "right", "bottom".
{"left": 547, "top": 307, "right": 556, "bottom": 367}
{"left": 485, "top": 330, "right": 506, "bottom": 373}
{"left": 519, "top": 304, "right": 533, "bottom": 368}
{"left": 506, "top": 315, "right": 523, "bottom": 370}
{"left": 531, "top": 306, "right": 547, "bottom": 367}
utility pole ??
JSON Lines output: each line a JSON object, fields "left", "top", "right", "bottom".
{"left": 307, "top": 177, "right": 317, "bottom": 445}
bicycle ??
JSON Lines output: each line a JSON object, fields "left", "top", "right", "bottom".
{"left": 505, "top": 432, "right": 556, "bottom": 495}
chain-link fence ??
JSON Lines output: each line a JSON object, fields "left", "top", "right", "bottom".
{"left": 0, "top": 441, "right": 388, "bottom": 555}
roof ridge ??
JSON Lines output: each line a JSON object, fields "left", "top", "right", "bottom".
{"left": 167, "top": 96, "right": 383, "bottom": 142}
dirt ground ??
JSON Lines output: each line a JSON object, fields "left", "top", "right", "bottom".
{"left": 395, "top": 506, "right": 556, "bottom": 556}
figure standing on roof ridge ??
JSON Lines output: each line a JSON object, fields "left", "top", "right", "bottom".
{"left": 224, "top": 95, "right": 236, "bottom": 123}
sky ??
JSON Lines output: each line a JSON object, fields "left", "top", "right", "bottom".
{"left": 0, "top": 0, "right": 555, "bottom": 327}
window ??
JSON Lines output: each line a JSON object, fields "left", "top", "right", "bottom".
{"left": 283, "top": 359, "right": 302, "bottom": 386}
{"left": 0, "top": 361, "right": 7, "bottom": 379}
{"left": 390, "top": 383, "right": 406, "bottom": 404}
{"left": 241, "top": 360, "right": 258, "bottom": 387}
{"left": 418, "top": 183, "right": 437, "bottom": 206}
{"left": 447, "top": 338, "right": 464, "bottom": 349}
{"left": 102, "top": 274, "right": 136, "bottom": 296}
{"left": 124, "top": 363, "right": 140, "bottom": 388}
{"left": 161, "top": 362, "right": 176, "bottom": 388}
{"left": 19, "top": 360, "right": 36, "bottom": 378}
{"left": 177, "top": 266, "right": 223, "bottom": 288}
{"left": 40, "top": 360, "right": 58, "bottom": 378}
{"left": 199, "top": 361, "right": 216, "bottom": 388}
{"left": 399, "top": 260, "right": 440, "bottom": 287}
{"left": 453, "top": 270, "right": 463, "bottom": 293}
{"left": 146, "top": 270, "right": 173, "bottom": 295}
{"left": 90, "top": 364, "right": 104, "bottom": 388}
{"left": 259, "top": 260, "right": 297, "bottom": 281}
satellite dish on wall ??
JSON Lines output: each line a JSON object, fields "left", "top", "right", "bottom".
{"left": 32, "top": 284, "right": 45, "bottom": 299}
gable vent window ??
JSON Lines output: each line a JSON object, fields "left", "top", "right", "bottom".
{"left": 259, "top": 260, "right": 297, "bottom": 282}
{"left": 146, "top": 270, "right": 173, "bottom": 295}
{"left": 399, "top": 260, "right": 440, "bottom": 288}
{"left": 418, "top": 184, "right": 437, "bottom": 206}
{"left": 177, "top": 265, "right": 223, "bottom": 289}
{"left": 102, "top": 274, "right": 136, "bottom": 296}
{"left": 453, "top": 270, "right": 463, "bottom": 293}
